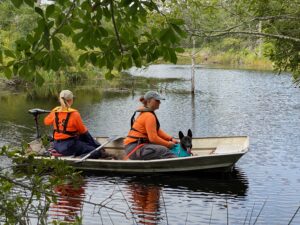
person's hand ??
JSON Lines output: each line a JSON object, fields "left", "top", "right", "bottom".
{"left": 168, "top": 142, "right": 175, "bottom": 149}
{"left": 171, "top": 138, "right": 178, "bottom": 144}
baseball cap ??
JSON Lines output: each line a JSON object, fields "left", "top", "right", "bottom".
{"left": 144, "top": 91, "right": 165, "bottom": 101}
{"left": 59, "top": 90, "right": 74, "bottom": 100}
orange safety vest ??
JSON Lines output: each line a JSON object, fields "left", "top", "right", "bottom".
{"left": 124, "top": 107, "right": 173, "bottom": 148}
{"left": 44, "top": 107, "right": 87, "bottom": 140}
{"left": 128, "top": 108, "right": 160, "bottom": 141}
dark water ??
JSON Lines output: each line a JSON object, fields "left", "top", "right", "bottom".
{"left": 1, "top": 65, "right": 300, "bottom": 224}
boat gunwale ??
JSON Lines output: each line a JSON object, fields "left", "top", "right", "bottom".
{"left": 30, "top": 147, "right": 249, "bottom": 163}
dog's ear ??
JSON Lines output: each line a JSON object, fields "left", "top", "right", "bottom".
{"left": 179, "top": 131, "right": 184, "bottom": 140}
{"left": 187, "top": 129, "right": 192, "bottom": 138}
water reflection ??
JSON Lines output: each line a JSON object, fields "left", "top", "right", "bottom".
{"left": 122, "top": 169, "right": 248, "bottom": 225}
{"left": 49, "top": 182, "right": 86, "bottom": 223}
{"left": 128, "top": 168, "right": 248, "bottom": 198}
{"left": 126, "top": 182, "right": 162, "bottom": 225}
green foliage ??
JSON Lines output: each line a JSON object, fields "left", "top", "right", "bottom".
{"left": 0, "top": 145, "right": 83, "bottom": 224}
{"left": 1, "top": 0, "right": 299, "bottom": 85}
{"left": 168, "top": 0, "right": 300, "bottom": 84}
{"left": 0, "top": 0, "right": 186, "bottom": 85}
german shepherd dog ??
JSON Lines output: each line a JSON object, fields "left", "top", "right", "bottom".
{"left": 178, "top": 129, "right": 193, "bottom": 156}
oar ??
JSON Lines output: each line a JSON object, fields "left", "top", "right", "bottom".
{"left": 76, "top": 135, "right": 123, "bottom": 163}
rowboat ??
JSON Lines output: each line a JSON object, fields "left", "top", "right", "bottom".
{"left": 32, "top": 136, "right": 249, "bottom": 173}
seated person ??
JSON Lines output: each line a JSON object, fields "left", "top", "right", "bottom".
{"left": 44, "top": 90, "right": 103, "bottom": 158}
{"left": 124, "top": 91, "right": 177, "bottom": 160}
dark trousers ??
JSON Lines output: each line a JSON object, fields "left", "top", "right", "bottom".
{"left": 54, "top": 131, "right": 102, "bottom": 158}
{"left": 125, "top": 142, "right": 176, "bottom": 160}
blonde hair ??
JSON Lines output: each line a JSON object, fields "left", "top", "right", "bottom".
{"left": 59, "top": 90, "right": 73, "bottom": 109}
{"left": 59, "top": 97, "right": 71, "bottom": 109}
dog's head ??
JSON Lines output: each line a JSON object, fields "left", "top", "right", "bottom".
{"left": 178, "top": 129, "right": 193, "bottom": 154}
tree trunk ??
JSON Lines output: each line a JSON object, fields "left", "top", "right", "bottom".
{"left": 191, "top": 37, "right": 195, "bottom": 94}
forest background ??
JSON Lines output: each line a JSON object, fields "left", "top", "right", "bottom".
{"left": 0, "top": 0, "right": 299, "bottom": 86}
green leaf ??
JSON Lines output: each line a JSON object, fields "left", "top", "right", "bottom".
{"left": 7, "top": 60, "right": 15, "bottom": 67}
{"left": 57, "top": 25, "right": 73, "bottom": 36}
{"left": 81, "top": 1, "right": 92, "bottom": 12}
{"left": 34, "top": 51, "right": 47, "bottom": 61}
{"left": 24, "top": 0, "right": 34, "bottom": 7}
{"left": 50, "top": 52, "right": 61, "bottom": 71}
{"left": 34, "top": 19, "right": 46, "bottom": 39}
{"left": 4, "top": 67, "right": 12, "bottom": 79}
{"left": 4, "top": 49, "right": 16, "bottom": 58}
{"left": 35, "top": 7, "right": 44, "bottom": 18}
{"left": 52, "top": 36, "right": 62, "bottom": 50}
{"left": 89, "top": 52, "right": 97, "bottom": 66}
{"left": 78, "top": 53, "right": 88, "bottom": 67}
{"left": 171, "top": 24, "right": 187, "bottom": 38}
{"left": 71, "top": 21, "right": 85, "bottom": 29}
{"left": 169, "top": 49, "right": 177, "bottom": 64}
{"left": 98, "top": 56, "right": 106, "bottom": 68}
{"left": 15, "top": 39, "right": 31, "bottom": 51}
{"left": 159, "top": 28, "right": 171, "bottom": 43}
{"left": 99, "top": 27, "right": 108, "bottom": 37}
{"left": 46, "top": 4, "right": 55, "bottom": 18}
{"left": 19, "top": 64, "right": 30, "bottom": 79}
{"left": 48, "top": 21, "right": 55, "bottom": 29}
{"left": 11, "top": 0, "right": 23, "bottom": 8}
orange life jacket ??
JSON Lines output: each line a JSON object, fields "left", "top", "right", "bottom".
{"left": 44, "top": 107, "right": 87, "bottom": 140}
{"left": 128, "top": 108, "right": 160, "bottom": 140}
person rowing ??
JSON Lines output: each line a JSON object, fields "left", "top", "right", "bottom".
{"left": 44, "top": 90, "right": 106, "bottom": 158}
{"left": 124, "top": 91, "right": 177, "bottom": 160}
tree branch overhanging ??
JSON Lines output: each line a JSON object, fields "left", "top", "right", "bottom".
{"left": 110, "top": 0, "right": 124, "bottom": 54}
{"left": 190, "top": 29, "right": 300, "bottom": 43}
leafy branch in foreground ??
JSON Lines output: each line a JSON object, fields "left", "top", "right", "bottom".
{"left": 0, "top": 145, "right": 130, "bottom": 225}
{"left": 0, "top": 0, "right": 186, "bottom": 85}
